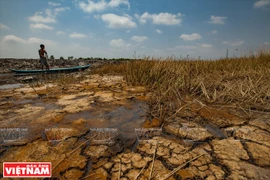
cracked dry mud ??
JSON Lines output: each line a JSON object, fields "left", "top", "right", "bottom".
{"left": 0, "top": 74, "right": 270, "bottom": 180}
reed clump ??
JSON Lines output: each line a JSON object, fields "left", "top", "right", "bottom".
{"left": 93, "top": 49, "right": 270, "bottom": 122}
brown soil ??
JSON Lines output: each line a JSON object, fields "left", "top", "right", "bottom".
{"left": 0, "top": 73, "right": 269, "bottom": 180}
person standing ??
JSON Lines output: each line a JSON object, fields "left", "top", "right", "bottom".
{"left": 38, "top": 44, "right": 50, "bottom": 70}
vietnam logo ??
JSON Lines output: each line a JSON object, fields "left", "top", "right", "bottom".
{"left": 3, "top": 162, "right": 51, "bottom": 178}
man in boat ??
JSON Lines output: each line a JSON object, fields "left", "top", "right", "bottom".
{"left": 38, "top": 44, "right": 50, "bottom": 70}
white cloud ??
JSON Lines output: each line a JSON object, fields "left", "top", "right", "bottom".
{"left": 254, "top": 0, "right": 270, "bottom": 8}
{"left": 156, "top": 29, "right": 162, "bottom": 34}
{"left": 30, "top": 23, "right": 54, "bottom": 30}
{"left": 28, "top": 37, "right": 55, "bottom": 45}
{"left": 109, "top": 38, "right": 131, "bottom": 48}
{"left": 0, "top": 23, "right": 10, "bottom": 29}
{"left": 101, "top": 13, "right": 136, "bottom": 29}
{"left": 123, "top": 13, "right": 132, "bottom": 19}
{"left": 211, "top": 30, "right": 217, "bottom": 34}
{"left": 1, "top": 35, "right": 139, "bottom": 59}
{"left": 169, "top": 43, "right": 212, "bottom": 51}
{"left": 87, "top": 32, "right": 95, "bottom": 38}
{"left": 3, "top": 35, "right": 27, "bottom": 44}
{"left": 56, "top": 31, "right": 65, "bottom": 35}
{"left": 180, "top": 33, "right": 202, "bottom": 41}
{"left": 54, "top": 7, "right": 70, "bottom": 15}
{"left": 78, "top": 0, "right": 130, "bottom": 13}
{"left": 28, "top": 12, "right": 56, "bottom": 23}
{"left": 110, "top": 38, "right": 124, "bottom": 47}
{"left": 209, "top": 15, "right": 227, "bottom": 24}
{"left": 28, "top": 7, "right": 69, "bottom": 24}
{"left": 69, "top": 32, "right": 87, "bottom": 38}
{"left": 200, "top": 44, "right": 212, "bottom": 48}
{"left": 48, "top": 1, "right": 61, "bottom": 6}
{"left": 167, "top": 43, "right": 215, "bottom": 59}
{"left": 223, "top": 40, "right": 244, "bottom": 46}
{"left": 2, "top": 35, "right": 55, "bottom": 45}
{"left": 134, "top": 13, "right": 140, "bottom": 19}
{"left": 78, "top": 0, "right": 107, "bottom": 13}
{"left": 108, "top": 0, "right": 130, "bottom": 9}
{"left": 137, "top": 12, "right": 182, "bottom": 25}
{"left": 173, "top": 45, "right": 197, "bottom": 50}
{"left": 131, "top": 36, "right": 148, "bottom": 42}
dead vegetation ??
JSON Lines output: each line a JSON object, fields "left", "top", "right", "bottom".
{"left": 92, "top": 49, "right": 270, "bottom": 123}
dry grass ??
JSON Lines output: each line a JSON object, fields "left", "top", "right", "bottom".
{"left": 92, "top": 49, "right": 270, "bottom": 122}
{"left": 50, "top": 73, "right": 80, "bottom": 85}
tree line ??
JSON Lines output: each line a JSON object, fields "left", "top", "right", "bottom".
{"left": 49, "top": 55, "right": 130, "bottom": 61}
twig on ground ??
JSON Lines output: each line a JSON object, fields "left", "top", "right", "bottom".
{"left": 52, "top": 135, "right": 96, "bottom": 172}
{"left": 237, "top": 103, "right": 252, "bottom": 117}
{"left": 118, "top": 160, "right": 122, "bottom": 180}
{"left": 149, "top": 141, "right": 158, "bottom": 180}
{"left": 161, "top": 101, "right": 193, "bottom": 128}
{"left": 161, "top": 153, "right": 205, "bottom": 180}
{"left": 134, "top": 164, "right": 147, "bottom": 180}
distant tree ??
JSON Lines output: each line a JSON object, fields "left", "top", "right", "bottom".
{"left": 50, "top": 55, "right": 54, "bottom": 60}
{"left": 68, "top": 56, "right": 74, "bottom": 60}
{"left": 78, "top": 57, "right": 83, "bottom": 60}
{"left": 60, "top": 56, "right": 64, "bottom": 60}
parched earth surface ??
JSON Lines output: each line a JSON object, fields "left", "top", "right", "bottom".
{"left": 0, "top": 72, "right": 269, "bottom": 180}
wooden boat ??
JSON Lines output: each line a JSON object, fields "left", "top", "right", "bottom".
{"left": 10, "top": 64, "right": 90, "bottom": 74}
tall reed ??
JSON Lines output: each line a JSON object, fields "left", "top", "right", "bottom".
{"left": 92, "top": 49, "right": 270, "bottom": 122}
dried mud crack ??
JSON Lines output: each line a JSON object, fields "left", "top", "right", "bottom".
{"left": 0, "top": 74, "right": 270, "bottom": 179}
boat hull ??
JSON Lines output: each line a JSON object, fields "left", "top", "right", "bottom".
{"left": 10, "top": 65, "right": 90, "bottom": 74}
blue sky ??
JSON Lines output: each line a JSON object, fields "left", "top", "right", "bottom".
{"left": 0, "top": 0, "right": 270, "bottom": 59}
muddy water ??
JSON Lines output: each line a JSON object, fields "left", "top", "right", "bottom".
{"left": 64, "top": 101, "right": 146, "bottom": 139}
{"left": 0, "top": 73, "right": 22, "bottom": 85}
{"left": 0, "top": 73, "right": 14, "bottom": 80}
{"left": 0, "top": 71, "right": 82, "bottom": 86}
{"left": 0, "top": 99, "right": 146, "bottom": 146}
{"left": 0, "top": 83, "right": 23, "bottom": 90}
{"left": 0, "top": 72, "right": 148, "bottom": 146}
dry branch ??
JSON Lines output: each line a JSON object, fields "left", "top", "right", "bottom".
{"left": 161, "top": 153, "right": 205, "bottom": 180}
{"left": 149, "top": 141, "right": 158, "bottom": 180}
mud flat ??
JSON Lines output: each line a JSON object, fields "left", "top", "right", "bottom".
{"left": 0, "top": 73, "right": 269, "bottom": 179}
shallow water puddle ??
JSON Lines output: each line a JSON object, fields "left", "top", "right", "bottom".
{"left": 0, "top": 83, "right": 23, "bottom": 90}
{"left": 0, "top": 99, "right": 147, "bottom": 146}
{"left": 7, "top": 98, "right": 61, "bottom": 111}
{"left": 32, "top": 101, "right": 61, "bottom": 110}
{"left": 64, "top": 100, "right": 146, "bottom": 139}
